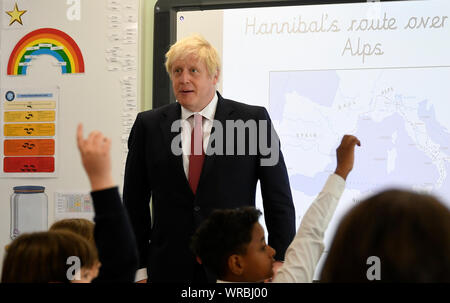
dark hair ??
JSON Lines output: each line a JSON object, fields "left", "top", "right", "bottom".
{"left": 320, "top": 189, "right": 450, "bottom": 282}
{"left": 1, "top": 230, "right": 98, "bottom": 283}
{"left": 50, "top": 218, "right": 95, "bottom": 245}
{"left": 191, "top": 207, "right": 262, "bottom": 278}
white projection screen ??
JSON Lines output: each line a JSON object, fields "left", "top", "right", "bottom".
{"left": 174, "top": 0, "right": 450, "bottom": 279}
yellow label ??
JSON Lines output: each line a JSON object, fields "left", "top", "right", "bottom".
{"left": 3, "top": 101, "right": 56, "bottom": 110}
{"left": 4, "top": 123, "right": 55, "bottom": 137}
{"left": 4, "top": 111, "right": 55, "bottom": 122}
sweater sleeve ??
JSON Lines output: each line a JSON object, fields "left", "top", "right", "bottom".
{"left": 273, "top": 174, "right": 345, "bottom": 283}
{"left": 91, "top": 187, "right": 139, "bottom": 282}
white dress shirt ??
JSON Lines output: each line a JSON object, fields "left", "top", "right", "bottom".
{"left": 180, "top": 93, "right": 218, "bottom": 178}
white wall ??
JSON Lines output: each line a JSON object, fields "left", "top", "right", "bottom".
{"left": 0, "top": 0, "right": 146, "bottom": 274}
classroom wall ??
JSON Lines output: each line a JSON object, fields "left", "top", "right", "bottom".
{"left": 141, "top": 0, "right": 156, "bottom": 110}
{"left": 0, "top": 0, "right": 155, "bottom": 276}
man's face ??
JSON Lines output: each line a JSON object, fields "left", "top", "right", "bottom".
{"left": 240, "top": 222, "right": 276, "bottom": 282}
{"left": 170, "top": 54, "right": 218, "bottom": 112}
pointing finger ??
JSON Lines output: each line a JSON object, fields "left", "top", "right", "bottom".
{"left": 76, "top": 123, "right": 84, "bottom": 150}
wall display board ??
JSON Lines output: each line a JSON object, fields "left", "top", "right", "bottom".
{"left": 0, "top": 0, "right": 140, "bottom": 269}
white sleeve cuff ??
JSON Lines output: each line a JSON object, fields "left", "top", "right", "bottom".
{"left": 134, "top": 268, "right": 148, "bottom": 282}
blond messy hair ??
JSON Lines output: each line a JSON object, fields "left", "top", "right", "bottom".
{"left": 165, "top": 34, "right": 220, "bottom": 79}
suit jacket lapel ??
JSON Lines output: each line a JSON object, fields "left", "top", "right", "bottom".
{"left": 160, "top": 103, "right": 193, "bottom": 196}
{"left": 197, "top": 93, "right": 235, "bottom": 195}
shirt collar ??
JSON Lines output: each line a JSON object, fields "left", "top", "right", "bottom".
{"left": 180, "top": 92, "right": 218, "bottom": 121}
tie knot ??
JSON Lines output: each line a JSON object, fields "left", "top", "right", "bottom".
{"left": 193, "top": 113, "right": 203, "bottom": 127}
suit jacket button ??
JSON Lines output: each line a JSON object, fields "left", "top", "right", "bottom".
{"left": 194, "top": 206, "right": 200, "bottom": 212}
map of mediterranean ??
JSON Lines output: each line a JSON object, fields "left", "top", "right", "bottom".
{"left": 265, "top": 67, "right": 450, "bottom": 253}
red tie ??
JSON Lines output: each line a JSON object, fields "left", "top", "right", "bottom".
{"left": 188, "top": 114, "right": 204, "bottom": 194}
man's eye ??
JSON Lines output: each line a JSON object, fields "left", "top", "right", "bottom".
{"left": 191, "top": 69, "right": 198, "bottom": 73}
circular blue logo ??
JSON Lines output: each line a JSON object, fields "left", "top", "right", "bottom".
{"left": 5, "top": 91, "right": 15, "bottom": 102}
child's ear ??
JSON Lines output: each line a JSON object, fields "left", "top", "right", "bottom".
{"left": 228, "top": 254, "right": 245, "bottom": 276}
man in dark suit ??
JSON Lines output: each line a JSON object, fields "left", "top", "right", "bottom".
{"left": 123, "top": 34, "right": 295, "bottom": 282}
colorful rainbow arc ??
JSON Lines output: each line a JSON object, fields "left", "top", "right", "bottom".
{"left": 7, "top": 28, "right": 85, "bottom": 75}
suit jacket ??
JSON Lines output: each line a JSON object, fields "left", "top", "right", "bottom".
{"left": 123, "top": 92, "right": 295, "bottom": 282}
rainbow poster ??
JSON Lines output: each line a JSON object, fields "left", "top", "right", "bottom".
{"left": 7, "top": 28, "right": 85, "bottom": 76}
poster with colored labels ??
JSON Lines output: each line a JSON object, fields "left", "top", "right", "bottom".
{"left": 1, "top": 87, "right": 58, "bottom": 177}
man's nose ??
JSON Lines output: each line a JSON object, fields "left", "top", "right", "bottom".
{"left": 179, "top": 70, "right": 190, "bottom": 84}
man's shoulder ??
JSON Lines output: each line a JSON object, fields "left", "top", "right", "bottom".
{"left": 138, "top": 102, "right": 179, "bottom": 119}
{"left": 220, "top": 96, "right": 267, "bottom": 116}
{"left": 221, "top": 96, "right": 263, "bottom": 110}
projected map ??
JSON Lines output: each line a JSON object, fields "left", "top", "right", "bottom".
{"left": 267, "top": 67, "right": 450, "bottom": 249}
{"left": 178, "top": 0, "right": 450, "bottom": 280}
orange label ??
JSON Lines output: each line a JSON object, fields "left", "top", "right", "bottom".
{"left": 4, "top": 139, "right": 55, "bottom": 156}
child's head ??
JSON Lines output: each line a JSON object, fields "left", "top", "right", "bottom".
{"left": 50, "top": 218, "right": 95, "bottom": 245}
{"left": 1, "top": 230, "right": 100, "bottom": 283}
{"left": 191, "top": 207, "right": 276, "bottom": 282}
{"left": 320, "top": 189, "right": 450, "bottom": 282}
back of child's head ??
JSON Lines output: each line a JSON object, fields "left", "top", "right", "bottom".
{"left": 1, "top": 230, "right": 98, "bottom": 283}
{"left": 191, "top": 207, "right": 262, "bottom": 278}
{"left": 50, "top": 218, "right": 95, "bottom": 245}
{"left": 320, "top": 189, "right": 450, "bottom": 282}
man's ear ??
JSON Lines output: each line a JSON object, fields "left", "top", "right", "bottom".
{"left": 228, "top": 254, "right": 245, "bottom": 276}
{"left": 212, "top": 69, "right": 220, "bottom": 85}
